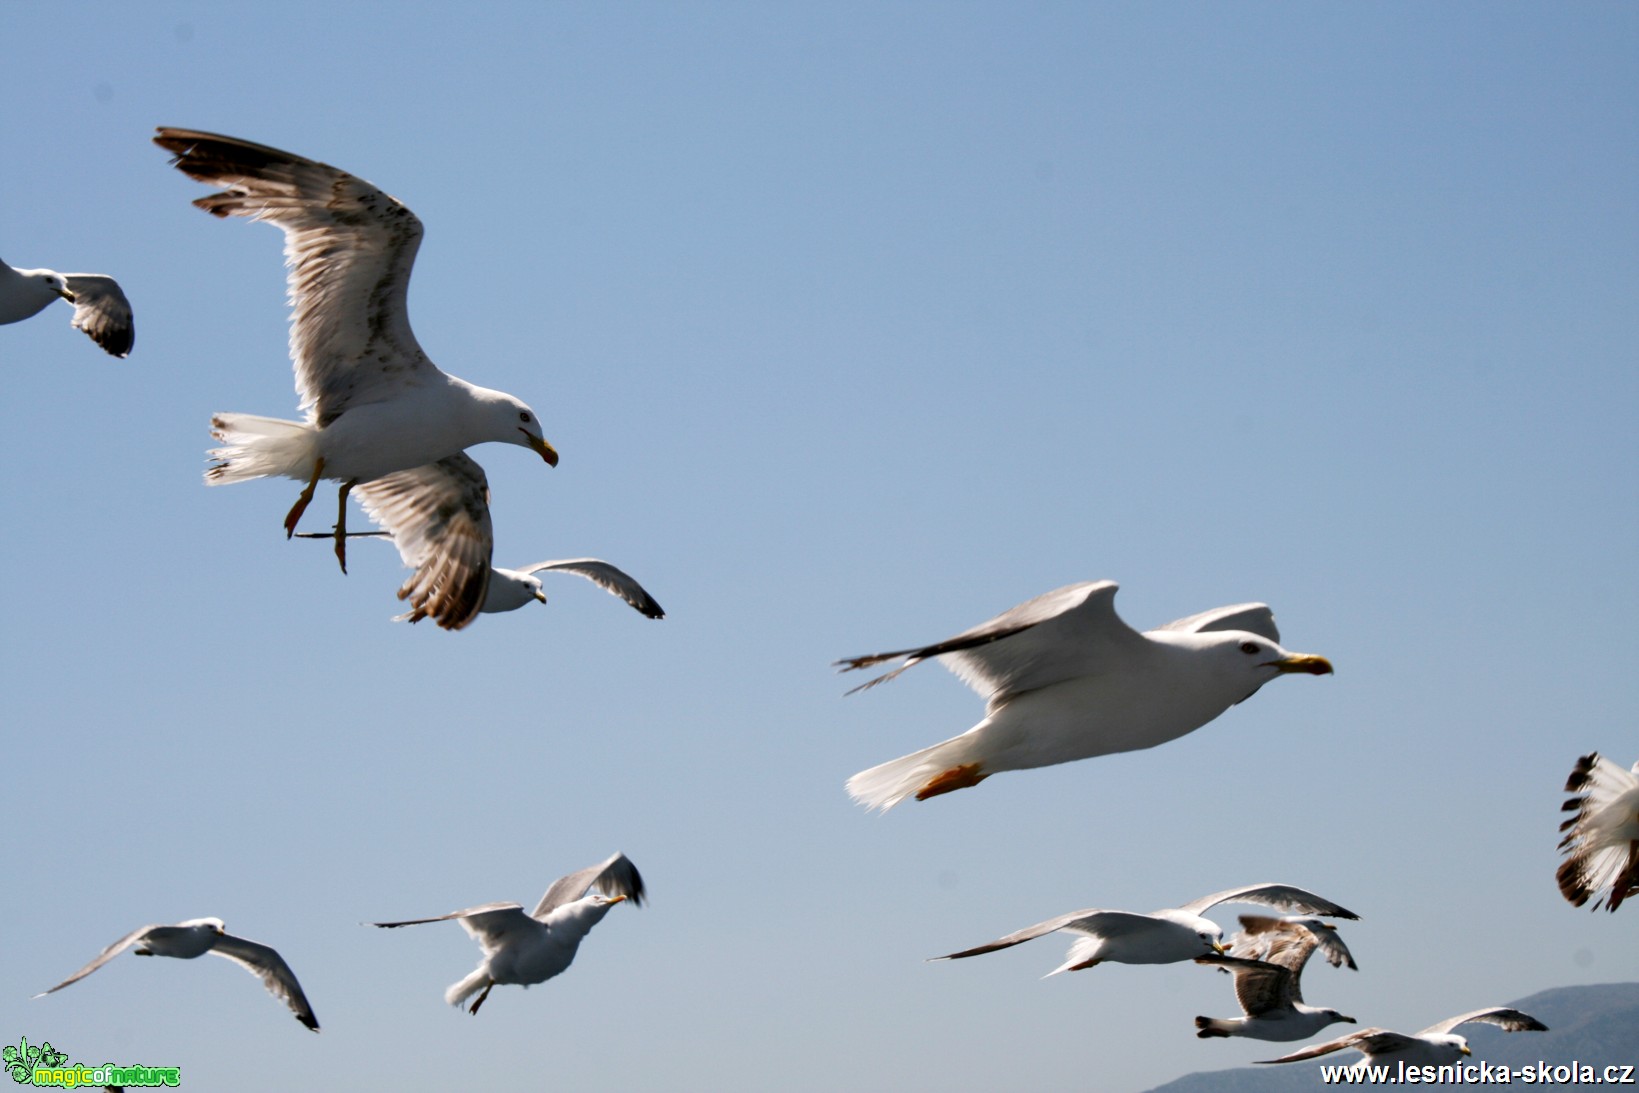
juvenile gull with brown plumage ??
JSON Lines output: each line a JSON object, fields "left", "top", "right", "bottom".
{"left": 152, "top": 128, "right": 557, "bottom": 581}
{"left": 1193, "top": 916, "right": 1358, "bottom": 1041}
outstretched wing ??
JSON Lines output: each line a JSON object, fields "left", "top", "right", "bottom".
{"left": 153, "top": 127, "right": 430, "bottom": 423}
{"left": 210, "top": 934, "right": 320, "bottom": 1031}
{"left": 533, "top": 852, "right": 647, "bottom": 918}
{"left": 1259, "top": 1028, "right": 1403, "bottom": 1064}
{"left": 61, "top": 273, "right": 134, "bottom": 357}
{"left": 1417, "top": 1007, "right": 1548, "bottom": 1038}
{"left": 1229, "top": 915, "right": 1357, "bottom": 974}
{"left": 836, "top": 581, "right": 1147, "bottom": 698}
{"left": 356, "top": 454, "right": 494, "bottom": 631}
{"left": 1151, "top": 602, "right": 1278, "bottom": 643}
{"left": 930, "top": 908, "right": 1154, "bottom": 961}
{"left": 518, "top": 559, "right": 665, "bottom": 619}
{"left": 32, "top": 925, "right": 158, "bottom": 996}
{"left": 1178, "top": 883, "right": 1358, "bottom": 921}
{"left": 1556, "top": 752, "right": 1639, "bottom": 912}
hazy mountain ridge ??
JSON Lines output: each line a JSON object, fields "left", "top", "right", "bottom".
{"left": 1143, "top": 982, "right": 1639, "bottom": 1093}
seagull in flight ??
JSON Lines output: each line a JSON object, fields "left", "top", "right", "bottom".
{"left": 932, "top": 882, "right": 1356, "bottom": 977}
{"left": 841, "top": 581, "right": 1332, "bottom": 810}
{"left": 1260, "top": 1007, "right": 1547, "bottom": 1068}
{"left": 2, "top": 256, "right": 133, "bottom": 357}
{"left": 1193, "top": 916, "right": 1358, "bottom": 1041}
{"left": 373, "top": 852, "right": 645, "bottom": 1014}
{"left": 153, "top": 128, "right": 557, "bottom": 573}
{"left": 34, "top": 917, "right": 318, "bottom": 1031}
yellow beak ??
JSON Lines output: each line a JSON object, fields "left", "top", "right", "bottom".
{"left": 522, "top": 430, "right": 559, "bottom": 466}
{"left": 1271, "top": 653, "right": 1333, "bottom": 676}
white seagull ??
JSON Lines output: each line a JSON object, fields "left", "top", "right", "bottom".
{"left": 295, "top": 453, "right": 664, "bottom": 629}
{"left": 152, "top": 128, "right": 558, "bottom": 572}
{"left": 1557, "top": 751, "right": 1639, "bottom": 912}
{"left": 932, "top": 882, "right": 1356, "bottom": 976}
{"left": 2, "top": 256, "right": 133, "bottom": 357}
{"left": 34, "top": 917, "right": 318, "bottom": 1031}
{"left": 373, "top": 853, "right": 645, "bottom": 1014}
{"left": 841, "top": 581, "right": 1332, "bottom": 810}
{"left": 1193, "top": 916, "right": 1358, "bottom": 1041}
{"left": 1260, "top": 1007, "right": 1547, "bottom": 1068}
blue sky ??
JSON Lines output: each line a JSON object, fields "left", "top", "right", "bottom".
{"left": 2, "top": 3, "right": 1635, "bottom": 1090}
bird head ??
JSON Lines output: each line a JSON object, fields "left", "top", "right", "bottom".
{"left": 509, "top": 402, "right": 558, "bottom": 465}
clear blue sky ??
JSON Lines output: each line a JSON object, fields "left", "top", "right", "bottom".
{"left": 2, "top": 3, "right": 1635, "bottom": 1090}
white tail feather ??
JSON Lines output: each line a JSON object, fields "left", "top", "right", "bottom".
{"left": 845, "top": 737, "right": 972, "bottom": 812}
{"left": 205, "top": 412, "right": 318, "bottom": 485}
{"left": 444, "top": 968, "right": 489, "bottom": 1008}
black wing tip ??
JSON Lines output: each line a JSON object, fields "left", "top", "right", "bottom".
{"left": 1563, "top": 752, "right": 1600, "bottom": 792}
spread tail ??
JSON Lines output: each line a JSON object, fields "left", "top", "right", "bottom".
{"left": 1195, "top": 1016, "right": 1234, "bottom": 1038}
{"left": 206, "top": 412, "right": 317, "bottom": 485}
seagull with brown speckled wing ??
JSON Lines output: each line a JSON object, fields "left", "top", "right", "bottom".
{"left": 152, "top": 128, "right": 557, "bottom": 585}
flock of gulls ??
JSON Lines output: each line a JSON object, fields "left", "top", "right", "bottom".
{"left": 10, "top": 127, "right": 1635, "bottom": 1076}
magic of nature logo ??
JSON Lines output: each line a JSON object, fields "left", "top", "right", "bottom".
{"left": 5, "top": 1035, "right": 179, "bottom": 1088}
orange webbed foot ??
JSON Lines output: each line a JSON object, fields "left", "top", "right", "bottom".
{"left": 915, "top": 763, "right": 988, "bottom": 800}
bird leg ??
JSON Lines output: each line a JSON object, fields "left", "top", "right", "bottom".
{"left": 467, "top": 980, "right": 495, "bottom": 1016}
{"left": 331, "top": 478, "right": 359, "bottom": 574}
{"left": 915, "top": 763, "right": 988, "bottom": 801}
{"left": 283, "top": 458, "right": 326, "bottom": 538}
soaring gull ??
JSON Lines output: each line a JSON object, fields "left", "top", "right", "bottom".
{"left": 152, "top": 128, "right": 557, "bottom": 571}
{"left": 931, "top": 882, "right": 1356, "bottom": 976}
{"left": 1260, "top": 1007, "right": 1547, "bottom": 1068}
{"left": 2, "top": 256, "right": 133, "bottom": 356}
{"left": 1556, "top": 751, "right": 1639, "bottom": 912}
{"left": 841, "top": 581, "right": 1332, "bottom": 810}
{"left": 34, "top": 917, "right": 318, "bottom": 1031}
{"left": 373, "top": 852, "right": 644, "bottom": 1014}
{"left": 1193, "top": 916, "right": 1358, "bottom": 1042}
{"left": 295, "top": 453, "right": 664, "bottom": 630}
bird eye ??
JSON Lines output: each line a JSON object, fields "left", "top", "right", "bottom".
{"left": 1239, "top": 642, "right": 1260, "bottom": 654}
{"left": 519, "top": 411, "right": 533, "bottom": 424}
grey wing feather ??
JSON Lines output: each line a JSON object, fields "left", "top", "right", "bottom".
{"left": 356, "top": 454, "right": 493, "bottom": 631}
{"left": 1151, "top": 603, "right": 1278, "bottom": 643}
{"left": 837, "top": 581, "right": 1145, "bottom": 698}
{"left": 1418, "top": 1007, "right": 1549, "bottom": 1037}
{"left": 153, "top": 127, "right": 429, "bottom": 423}
{"left": 210, "top": 934, "right": 320, "bottom": 1031}
{"left": 371, "top": 901, "right": 524, "bottom": 929}
{"left": 1178, "top": 883, "right": 1358, "bottom": 920}
{"left": 1260, "top": 1029, "right": 1399, "bottom": 1064}
{"left": 931, "top": 908, "right": 1148, "bottom": 960}
{"left": 533, "top": 852, "right": 646, "bottom": 918}
{"left": 33, "top": 925, "right": 158, "bottom": 996}
{"left": 521, "top": 559, "right": 665, "bottom": 619}
{"left": 61, "top": 273, "right": 133, "bottom": 357}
